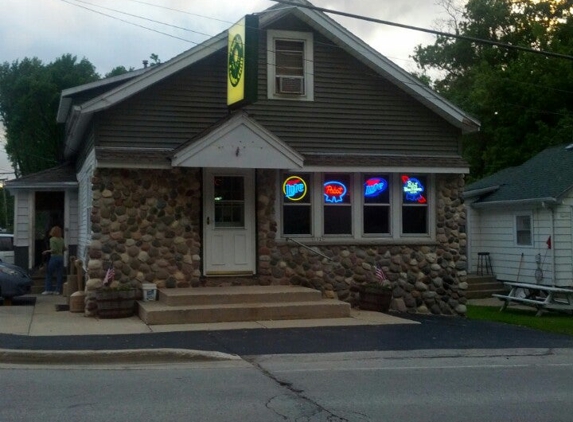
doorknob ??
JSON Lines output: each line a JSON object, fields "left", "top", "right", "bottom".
{"left": 207, "top": 217, "right": 210, "bottom": 225}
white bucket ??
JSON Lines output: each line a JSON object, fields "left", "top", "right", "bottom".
{"left": 141, "top": 283, "right": 157, "bottom": 301}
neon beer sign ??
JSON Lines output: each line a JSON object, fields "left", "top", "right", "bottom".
{"left": 364, "top": 177, "right": 388, "bottom": 198}
{"left": 324, "top": 181, "right": 347, "bottom": 203}
{"left": 402, "top": 175, "right": 426, "bottom": 203}
{"left": 283, "top": 176, "right": 307, "bottom": 201}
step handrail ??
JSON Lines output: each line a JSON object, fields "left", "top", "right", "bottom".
{"left": 285, "top": 237, "right": 334, "bottom": 262}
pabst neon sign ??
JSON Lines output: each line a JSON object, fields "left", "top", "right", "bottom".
{"left": 364, "top": 177, "right": 388, "bottom": 198}
{"left": 323, "top": 181, "right": 347, "bottom": 203}
{"left": 283, "top": 176, "right": 307, "bottom": 201}
{"left": 402, "top": 175, "right": 426, "bottom": 203}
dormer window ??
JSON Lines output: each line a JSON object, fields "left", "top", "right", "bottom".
{"left": 267, "top": 30, "right": 314, "bottom": 101}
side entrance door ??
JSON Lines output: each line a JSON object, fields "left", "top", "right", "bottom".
{"left": 203, "top": 169, "right": 256, "bottom": 275}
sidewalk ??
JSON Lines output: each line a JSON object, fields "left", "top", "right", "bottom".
{"left": 0, "top": 293, "right": 419, "bottom": 337}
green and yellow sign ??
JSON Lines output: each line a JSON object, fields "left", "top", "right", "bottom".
{"left": 227, "top": 15, "right": 259, "bottom": 108}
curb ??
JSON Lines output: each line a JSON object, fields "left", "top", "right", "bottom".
{"left": 0, "top": 348, "right": 240, "bottom": 365}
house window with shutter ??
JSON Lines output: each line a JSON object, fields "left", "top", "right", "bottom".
{"left": 267, "top": 30, "right": 314, "bottom": 101}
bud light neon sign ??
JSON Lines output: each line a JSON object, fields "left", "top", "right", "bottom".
{"left": 324, "top": 181, "right": 347, "bottom": 203}
{"left": 402, "top": 175, "right": 426, "bottom": 203}
{"left": 364, "top": 177, "right": 388, "bottom": 198}
{"left": 283, "top": 176, "right": 307, "bottom": 201}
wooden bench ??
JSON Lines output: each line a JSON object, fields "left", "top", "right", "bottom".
{"left": 492, "top": 282, "right": 573, "bottom": 316}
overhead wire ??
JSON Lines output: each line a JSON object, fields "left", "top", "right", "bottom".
{"left": 55, "top": 0, "right": 573, "bottom": 129}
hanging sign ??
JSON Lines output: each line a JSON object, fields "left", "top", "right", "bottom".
{"left": 324, "top": 181, "right": 347, "bottom": 203}
{"left": 283, "top": 176, "right": 307, "bottom": 201}
{"left": 402, "top": 175, "right": 426, "bottom": 203}
{"left": 364, "top": 177, "right": 388, "bottom": 198}
{"left": 227, "top": 15, "right": 259, "bottom": 108}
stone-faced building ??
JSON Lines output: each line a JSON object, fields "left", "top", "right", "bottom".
{"left": 6, "top": 0, "right": 479, "bottom": 315}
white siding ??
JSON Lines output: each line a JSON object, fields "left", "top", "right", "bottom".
{"left": 13, "top": 191, "right": 31, "bottom": 247}
{"left": 554, "top": 195, "right": 573, "bottom": 286}
{"left": 77, "top": 149, "right": 95, "bottom": 264}
{"left": 66, "top": 189, "right": 79, "bottom": 244}
{"left": 469, "top": 206, "right": 556, "bottom": 285}
{"left": 469, "top": 193, "right": 573, "bottom": 287}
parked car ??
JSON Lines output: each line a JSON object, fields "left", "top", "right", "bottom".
{"left": 0, "top": 261, "right": 32, "bottom": 299}
{"left": 0, "top": 233, "right": 14, "bottom": 264}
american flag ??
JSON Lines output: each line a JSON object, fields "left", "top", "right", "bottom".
{"left": 375, "top": 265, "right": 387, "bottom": 281}
{"left": 103, "top": 266, "right": 115, "bottom": 286}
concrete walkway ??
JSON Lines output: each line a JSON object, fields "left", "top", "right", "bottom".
{"left": 0, "top": 294, "right": 419, "bottom": 337}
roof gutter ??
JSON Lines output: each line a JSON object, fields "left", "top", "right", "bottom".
{"left": 462, "top": 185, "right": 500, "bottom": 199}
{"left": 470, "top": 197, "right": 560, "bottom": 209}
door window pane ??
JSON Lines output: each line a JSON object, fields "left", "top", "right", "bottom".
{"left": 214, "top": 176, "right": 244, "bottom": 228}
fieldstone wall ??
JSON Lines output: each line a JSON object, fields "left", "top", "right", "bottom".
{"left": 84, "top": 167, "right": 467, "bottom": 316}
{"left": 256, "top": 170, "right": 468, "bottom": 315}
{"left": 84, "top": 168, "right": 202, "bottom": 316}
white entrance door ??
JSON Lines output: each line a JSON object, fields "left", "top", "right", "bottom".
{"left": 203, "top": 169, "right": 255, "bottom": 275}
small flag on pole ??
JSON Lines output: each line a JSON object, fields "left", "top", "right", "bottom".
{"left": 103, "top": 266, "right": 115, "bottom": 287}
{"left": 375, "top": 265, "right": 387, "bottom": 281}
{"left": 546, "top": 236, "right": 552, "bottom": 250}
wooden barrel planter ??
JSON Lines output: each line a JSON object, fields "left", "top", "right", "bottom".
{"left": 96, "top": 288, "right": 136, "bottom": 319}
{"left": 358, "top": 286, "right": 392, "bottom": 313}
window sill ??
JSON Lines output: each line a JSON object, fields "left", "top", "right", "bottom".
{"left": 279, "top": 237, "right": 438, "bottom": 247}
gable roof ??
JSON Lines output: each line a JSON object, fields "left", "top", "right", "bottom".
{"left": 464, "top": 144, "right": 573, "bottom": 207}
{"left": 59, "top": 0, "right": 479, "bottom": 160}
{"left": 4, "top": 164, "right": 77, "bottom": 191}
{"left": 172, "top": 112, "right": 304, "bottom": 169}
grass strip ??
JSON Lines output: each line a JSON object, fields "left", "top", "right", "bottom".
{"left": 466, "top": 305, "right": 573, "bottom": 337}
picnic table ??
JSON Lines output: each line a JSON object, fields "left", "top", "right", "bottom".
{"left": 492, "top": 281, "right": 573, "bottom": 316}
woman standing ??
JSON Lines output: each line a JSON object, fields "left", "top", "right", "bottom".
{"left": 42, "top": 226, "right": 66, "bottom": 295}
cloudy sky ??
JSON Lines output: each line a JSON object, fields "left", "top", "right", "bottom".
{"left": 0, "top": 0, "right": 457, "bottom": 177}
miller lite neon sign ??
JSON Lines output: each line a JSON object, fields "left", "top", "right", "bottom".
{"left": 364, "top": 177, "right": 388, "bottom": 198}
{"left": 402, "top": 175, "right": 426, "bottom": 203}
{"left": 324, "top": 181, "right": 347, "bottom": 203}
{"left": 283, "top": 176, "right": 307, "bottom": 201}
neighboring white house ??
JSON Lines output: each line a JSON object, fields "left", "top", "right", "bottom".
{"left": 464, "top": 144, "right": 573, "bottom": 287}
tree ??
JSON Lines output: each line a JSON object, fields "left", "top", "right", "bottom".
{"left": 0, "top": 54, "right": 99, "bottom": 176}
{"left": 413, "top": 0, "right": 573, "bottom": 180}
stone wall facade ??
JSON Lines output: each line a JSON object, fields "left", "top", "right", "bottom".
{"left": 255, "top": 170, "right": 468, "bottom": 316}
{"left": 84, "top": 168, "right": 467, "bottom": 316}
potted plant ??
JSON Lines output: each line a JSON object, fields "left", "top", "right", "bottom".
{"left": 358, "top": 266, "right": 393, "bottom": 312}
{"left": 95, "top": 266, "right": 137, "bottom": 319}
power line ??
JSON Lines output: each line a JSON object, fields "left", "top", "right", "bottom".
{"left": 59, "top": 0, "right": 195, "bottom": 44}
{"left": 70, "top": 0, "right": 213, "bottom": 39}
{"left": 270, "top": 0, "right": 573, "bottom": 61}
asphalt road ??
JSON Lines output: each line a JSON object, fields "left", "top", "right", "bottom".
{"left": 2, "top": 314, "right": 573, "bottom": 356}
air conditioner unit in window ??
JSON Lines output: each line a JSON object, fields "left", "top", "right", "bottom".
{"left": 278, "top": 76, "right": 304, "bottom": 94}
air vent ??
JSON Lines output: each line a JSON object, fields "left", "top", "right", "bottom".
{"left": 278, "top": 76, "right": 304, "bottom": 94}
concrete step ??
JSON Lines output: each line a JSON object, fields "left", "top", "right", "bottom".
{"left": 465, "top": 274, "right": 507, "bottom": 299}
{"left": 138, "top": 300, "right": 351, "bottom": 325}
{"left": 466, "top": 288, "right": 509, "bottom": 300}
{"left": 157, "top": 285, "right": 323, "bottom": 306}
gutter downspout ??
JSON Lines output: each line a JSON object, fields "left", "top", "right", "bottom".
{"left": 551, "top": 206, "right": 556, "bottom": 286}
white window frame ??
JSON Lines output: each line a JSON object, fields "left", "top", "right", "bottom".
{"left": 267, "top": 30, "right": 314, "bottom": 101}
{"left": 515, "top": 213, "right": 533, "bottom": 246}
{"left": 279, "top": 172, "right": 435, "bottom": 242}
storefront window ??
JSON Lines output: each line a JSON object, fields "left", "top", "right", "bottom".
{"left": 280, "top": 172, "right": 432, "bottom": 240}
{"left": 282, "top": 174, "right": 311, "bottom": 235}
{"left": 323, "top": 173, "right": 351, "bottom": 235}
{"left": 363, "top": 174, "right": 390, "bottom": 234}
{"left": 401, "top": 175, "right": 428, "bottom": 234}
